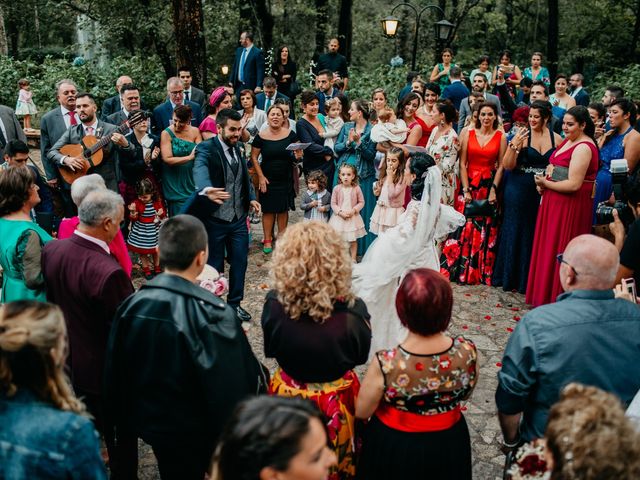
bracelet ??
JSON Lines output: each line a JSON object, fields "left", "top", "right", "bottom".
{"left": 502, "top": 438, "right": 521, "bottom": 448}
{"left": 491, "top": 183, "right": 498, "bottom": 191}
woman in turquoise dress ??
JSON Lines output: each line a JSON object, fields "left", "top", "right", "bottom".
{"left": 334, "top": 99, "right": 377, "bottom": 256}
{"left": 429, "top": 48, "right": 456, "bottom": 91}
{"left": 0, "top": 167, "right": 52, "bottom": 302}
{"left": 593, "top": 98, "right": 640, "bottom": 222}
{"left": 523, "top": 52, "right": 550, "bottom": 87}
{"left": 159, "top": 104, "right": 203, "bottom": 216}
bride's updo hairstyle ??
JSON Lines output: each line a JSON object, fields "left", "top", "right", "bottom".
{"left": 409, "top": 152, "right": 436, "bottom": 200}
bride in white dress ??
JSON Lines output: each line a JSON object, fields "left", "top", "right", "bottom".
{"left": 352, "top": 153, "right": 465, "bottom": 355}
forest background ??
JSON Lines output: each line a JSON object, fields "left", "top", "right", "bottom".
{"left": 1, "top": 0, "right": 639, "bottom": 120}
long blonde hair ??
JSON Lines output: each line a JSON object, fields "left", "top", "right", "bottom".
{"left": 270, "top": 222, "right": 355, "bottom": 322}
{"left": 0, "top": 301, "right": 86, "bottom": 414}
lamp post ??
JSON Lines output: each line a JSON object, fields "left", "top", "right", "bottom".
{"left": 381, "top": 3, "right": 455, "bottom": 70}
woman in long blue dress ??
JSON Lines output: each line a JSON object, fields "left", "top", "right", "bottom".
{"left": 593, "top": 98, "right": 640, "bottom": 222}
{"left": 334, "top": 99, "right": 377, "bottom": 256}
{"left": 492, "top": 101, "right": 561, "bottom": 293}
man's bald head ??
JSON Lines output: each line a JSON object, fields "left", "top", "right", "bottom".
{"left": 116, "top": 76, "right": 133, "bottom": 91}
{"left": 561, "top": 234, "right": 619, "bottom": 291}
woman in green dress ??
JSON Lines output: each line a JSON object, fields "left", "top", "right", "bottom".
{"left": 160, "top": 104, "right": 203, "bottom": 216}
{"left": 0, "top": 166, "right": 52, "bottom": 302}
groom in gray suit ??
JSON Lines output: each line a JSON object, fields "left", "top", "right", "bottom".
{"left": 458, "top": 73, "right": 502, "bottom": 131}
{"left": 48, "top": 93, "right": 135, "bottom": 192}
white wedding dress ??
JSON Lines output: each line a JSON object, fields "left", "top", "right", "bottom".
{"left": 352, "top": 166, "right": 465, "bottom": 355}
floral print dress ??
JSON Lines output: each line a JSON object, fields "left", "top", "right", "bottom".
{"left": 427, "top": 126, "right": 460, "bottom": 206}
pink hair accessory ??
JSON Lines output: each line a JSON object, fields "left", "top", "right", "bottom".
{"left": 209, "top": 86, "right": 228, "bottom": 108}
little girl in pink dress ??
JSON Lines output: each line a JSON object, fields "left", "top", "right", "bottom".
{"left": 370, "top": 147, "right": 407, "bottom": 234}
{"left": 329, "top": 163, "right": 366, "bottom": 260}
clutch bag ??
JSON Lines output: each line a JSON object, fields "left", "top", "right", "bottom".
{"left": 463, "top": 199, "right": 496, "bottom": 217}
{"left": 550, "top": 166, "right": 569, "bottom": 182}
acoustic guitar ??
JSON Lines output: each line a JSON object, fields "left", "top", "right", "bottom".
{"left": 58, "top": 110, "right": 149, "bottom": 185}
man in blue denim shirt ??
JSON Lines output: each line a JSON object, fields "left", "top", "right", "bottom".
{"left": 496, "top": 234, "right": 640, "bottom": 448}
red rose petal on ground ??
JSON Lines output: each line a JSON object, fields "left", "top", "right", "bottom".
{"left": 506, "top": 327, "right": 514, "bottom": 332}
{"left": 461, "top": 406, "right": 468, "bottom": 411}
{"left": 496, "top": 303, "right": 502, "bottom": 307}
{"left": 513, "top": 315, "right": 521, "bottom": 321}
{"left": 484, "top": 315, "right": 492, "bottom": 320}
{"left": 511, "top": 307, "right": 520, "bottom": 311}
{"left": 464, "top": 293, "right": 471, "bottom": 296}
{"left": 462, "top": 325, "right": 469, "bottom": 330}
{"left": 496, "top": 362, "right": 503, "bottom": 367}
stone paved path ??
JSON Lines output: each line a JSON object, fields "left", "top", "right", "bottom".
{"left": 134, "top": 203, "right": 529, "bottom": 479}
{"left": 29, "top": 149, "right": 525, "bottom": 478}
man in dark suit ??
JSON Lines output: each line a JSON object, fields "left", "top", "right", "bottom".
{"left": 0, "top": 104, "right": 27, "bottom": 160}
{"left": 229, "top": 31, "right": 265, "bottom": 100}
{"left": 106, "top": 83, "right": 141, "bottom": 134}
{"left": 42, "top": 189, "right": 136, "bottom": 477}
{"left": 441, "top": 66, "right": 469, "bottom": 112}
{"left": 458, "top": 73, "right": 502, "bottom": 131}
{"left": 255, "top": 76, "right": 290, "bottom": 115}
{"left": 48, "top": 92, "right": 135, "bottom": 192}
{"left": 100, "top": 75, "right": 132, "bottom": 120}
{"left": 191, "top": 109, "right": 261, "bottom": 322}
{"left": 178, "top": 65, "right": 207, "bottom": 108}
{"left": 315, "top": 38, "right": 349, "bottom": 90}
{"left": 40, "top": 79, "right": 79, "bottom": 217}
{"left": 105, "top": 215, "right": 265, "bottom": 479}
{"left": 315, "top": 69, "right": 341, "bottom": 114}
{"left": 152, "top": 77, "right": 203, "bottom": 135}
{"left": 569, "top": 73, "right": 591, "bottom": 107}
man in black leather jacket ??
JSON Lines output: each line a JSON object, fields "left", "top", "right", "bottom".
{"left": 104, "top": 215, "right": 267, "bottom": 479}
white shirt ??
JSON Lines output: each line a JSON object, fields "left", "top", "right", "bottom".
{"left": 82, "top": 119, "right": 99, "bottom": 136}
{"left": 74, "top": 230, "right": 110, "bottom": 254}
{"left": 61, "top": 105, "right": 75, "bottom": 128}
{"left": 570, "top": 86, "right": 583, "bottom": 98}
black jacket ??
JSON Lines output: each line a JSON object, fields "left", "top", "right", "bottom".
{"left": 120, "top": 132, "right": 162, "bottom": 186}
{"left": 104, "top": 273, "right": 266, "bottom": 445}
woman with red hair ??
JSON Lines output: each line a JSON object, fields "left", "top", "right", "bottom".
{"left": 356, "top": 268, "right": 478, "bottom": 480}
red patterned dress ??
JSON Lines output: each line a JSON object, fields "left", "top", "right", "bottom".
{"left": 440, "top": 129, "right": 502, "bottom": 285}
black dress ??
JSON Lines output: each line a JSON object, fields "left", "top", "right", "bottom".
{"left": 252, "top": 131, "right": 297, "bottom": 213}
{"left": 272, "top": 61, "right": 297, "bottom": 99}
{"left": 492, "top": 128, "right": 555, "bottom": 292}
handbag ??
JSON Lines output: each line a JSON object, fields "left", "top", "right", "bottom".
{"left": 463, "top": 199, "right": 496, "bottom": 217}
{"left": 290, "top": 80, "right": 301, "bottom": 96}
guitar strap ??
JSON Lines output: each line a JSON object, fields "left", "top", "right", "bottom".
{"left": 79, "top": 138, "right": 97, "bottom": 168}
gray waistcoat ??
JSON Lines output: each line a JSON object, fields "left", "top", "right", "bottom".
{"left": 213, "top": 155, "right": 245, "bottom": 222}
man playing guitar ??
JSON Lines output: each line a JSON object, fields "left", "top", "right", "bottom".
{"left": 47, "top": 92, "right": 136, "bottom": 192}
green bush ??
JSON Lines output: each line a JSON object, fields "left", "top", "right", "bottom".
{"left": 590, "top": 65, "right": 640, "bottom": 102}
{"left": 0, "top": 55, "right": 167, "bottom": 127}
{"left": 348, "top": 64, "right": 409, "bottom": 105}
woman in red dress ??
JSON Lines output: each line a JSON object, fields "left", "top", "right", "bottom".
{"left": 416, "top": 82, "right": 440, "bottom": 147}
{"left": 440, "top": 103, "right": 507, "bottom": 285}
{"left": 526, "top": 106, "right": 599, "bottom": 306}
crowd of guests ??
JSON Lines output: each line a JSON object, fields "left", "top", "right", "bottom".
{"left": 2, "top": 36, "right": 640, "bottom": 480}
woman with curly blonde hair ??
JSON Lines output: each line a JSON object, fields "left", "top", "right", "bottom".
{"left": 544, "top": 383, "right": 640, "bottom": 480}
{"left": 0, "top": 300, "right": 106, "bottom": 478}
{"left": 261, "top": 221, "right": 371, "bottom": 479}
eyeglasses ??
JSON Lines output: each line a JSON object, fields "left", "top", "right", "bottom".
{"left": 556, "top": 253, "right": 579, "bottom": 276}
{"left": 169, "top": 90, "right": 184, "bottom": 96}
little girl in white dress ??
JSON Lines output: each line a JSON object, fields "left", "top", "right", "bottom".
{"left": 370, "top": 147, "right": 406, "bottom": 234}
{"left": 320, "top": 98, "right": 345, "bottom": 153}
{"left": 329, "top": 163, "right": 366, "bottom": 260}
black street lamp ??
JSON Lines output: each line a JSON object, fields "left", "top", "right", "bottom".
{"left": 381, "top": 3, "right": 455, "bottom": 70}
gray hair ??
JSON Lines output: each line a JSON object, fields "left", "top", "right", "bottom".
{"left": 78, "top": 190, "right": 123, "bottom": 227}
{"left": 70, "top": 174, "right": 106, "bottom": 206}
{"left": 166, "top": 76, "right": 182, "bottom": 91}
{"left": 55, "top": 78, "right": 78, "bottom": 94}
{"left": 449, "top": 66, "right": 462, "bottom": 79}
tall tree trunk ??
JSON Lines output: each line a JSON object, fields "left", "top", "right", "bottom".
{"left": 505, "top": 0, "right": 513, "bottom": 46}
{"left": 171, "top": 0, "right": 207, "bottom": 90}
{"left": 546, "top": 0, "right": 559, "bottom": 81}
{"left": 238, "top": 1, "right": 258, "bottom": 41}
{"left": 5, "top": 3, "right": 18, "bottom": 57}
{"left": 314, "top": 0, "right": 329, "bottom": 60}
{"left": 337, "top": 0, "right": 353, "bottom": 63}
{"left": 0, "top": 5, "right": 8, "bottom": 56}
{"left": 254, "top": 0, "right": 274, "bottom": 50}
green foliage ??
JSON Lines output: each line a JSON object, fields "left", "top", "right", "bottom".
{"left": 0, "top": 55, "right": 166, "bottom": 126}
{"left": 348, "top": 64, "right": 408, "bottom": 103}
{"left": 591, "top": 64, "right": 640, "bottom": 101}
